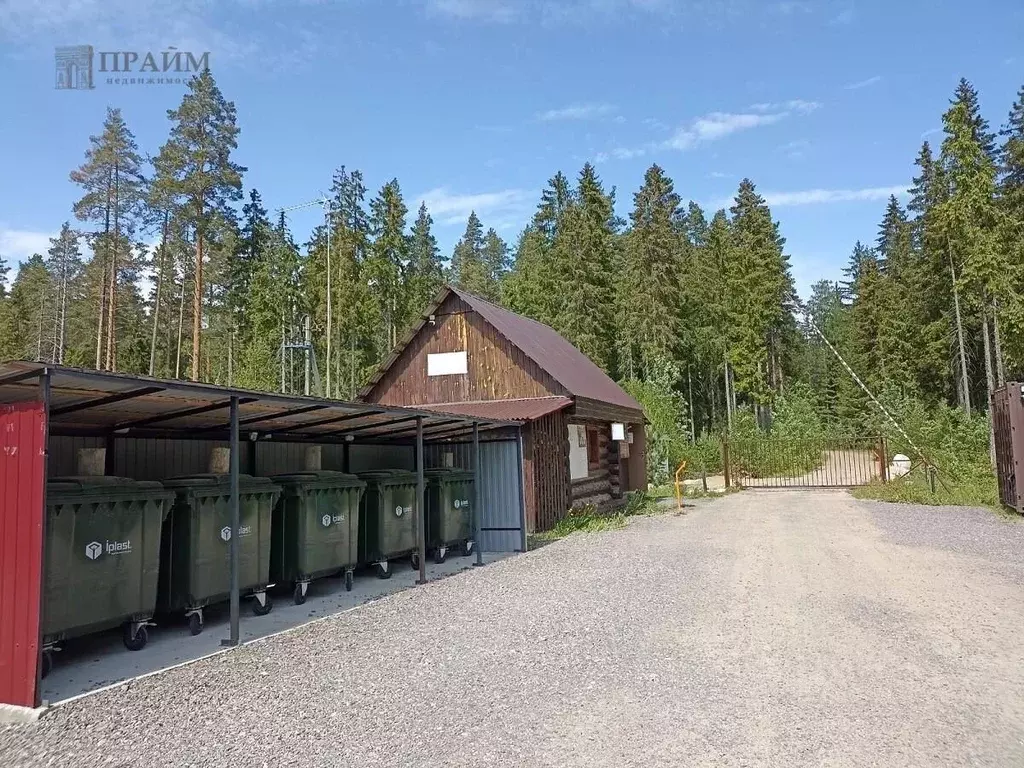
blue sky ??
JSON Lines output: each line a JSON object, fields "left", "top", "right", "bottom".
{"left": 1, "top": 0, "right": 1023, "bottom": 299}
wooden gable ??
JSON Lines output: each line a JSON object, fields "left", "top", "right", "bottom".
{"left": 365, "top": 294, "right": 567, "bottom": 406}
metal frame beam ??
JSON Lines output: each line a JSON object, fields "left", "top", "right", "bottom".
{"left": 113, "top": 397, "right": 256, "bottom": 430}
{"left": 318, "top": 415, "right": 420, "bottom": 439}
{"left": 0, "top": 369, "right": 44, "bottom": 387}
{"left": 50, "top": 386, "right": 165, "bottom": 417}
{"left": 472, "top": 422, "right": 483, "bottom": 566}
{"left": 383, "top": 419, "right": 465, "bottom": 439}
{"left": 415, "top": 417, "right": 426, "bottom": 585}
{"left": 270, "top": 408, "right": 386, "bottom": 435}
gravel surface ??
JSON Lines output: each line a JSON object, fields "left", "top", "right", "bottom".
{"left": 4, "top": 489, "right": 1024, "bottom": 767}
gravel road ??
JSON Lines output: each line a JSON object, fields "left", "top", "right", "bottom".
{"left": 4, "top": 490, "right": 1024, "bottom": 767}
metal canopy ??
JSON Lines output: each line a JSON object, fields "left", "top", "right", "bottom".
{"left": 0, "top": 361, "right": 519, "bottom": 444}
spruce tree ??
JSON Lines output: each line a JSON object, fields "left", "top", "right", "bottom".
{"left": 619, "top": 164, "right": 683, "bottom": 380}
{"left": 726, "top": 179, "right": 795, "bottom": 406}
{"left": 8, "top": 254, "right": 54, "bottom": 362}
{"left": 548, "top": 163, "right": 618, "bottom": 372}
{"left": 451, "top": 212, "right": 495, "bottom": 299}
{"left": 366, "top": 179, "right": 409, "bottom": 355}
{"left": 155, "top": 69, "right": 244, "bottom": 381}
{"left": 406, "top": 203, "right": 443, "bottom": 317}
{"left": 44, "top": 223, "right": 83, "bottom": 365}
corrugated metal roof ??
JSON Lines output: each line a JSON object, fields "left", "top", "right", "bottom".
{"left": 448, "top": 288, "right": 644, "bottom": 415}
{"left": 419, "top": 396, "right": 572, "bottom": 421}
{"left": 0, "top": 361, "right": 519, "bottom": 444}
{"left": 359, "top": 285, "right": 644, "bottom": 417}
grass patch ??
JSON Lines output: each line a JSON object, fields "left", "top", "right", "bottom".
{"left": 530, "top": 491, "right": 666, "bottom": 544}
{"left": 850, "top": 469, "right": 1001, "bottom": 509}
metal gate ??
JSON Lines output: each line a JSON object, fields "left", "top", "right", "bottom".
{"left": 0, "top": 401, "right": 47, "bottom": 709}
{"left": 992, "top": 382, "right": 1024, "bottom": 513}
{"left": 725, "top": 435, "right": 885, "bottom": 489}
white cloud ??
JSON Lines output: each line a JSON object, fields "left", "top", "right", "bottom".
{"left": 425, "top": 0, "right": 518, "bottom": 22}
{"left": 667, "top": 111, "right": 785, "bottom": 150}
{"left": 920, "top": 127, "right": 941, "bottom": 139}
{"left": 537, "top": 102, "right": 616, "bottom": 121}
{"left": 0, "top": 227, "right": 55, "bottom": 266}
{"left": 708, "top": 171, "right": 729, "bottom": 179}
{"left": 844, "top": 75, "right": 882, "bottom": 90}
{"left": 415, "top": 187, "right": 533, "bottom": 226}
{"left": 829, "top": 7, "right": 855, "bottom": 25}
{"left": 763, "top": 186, "right": 909, "bottom": 207}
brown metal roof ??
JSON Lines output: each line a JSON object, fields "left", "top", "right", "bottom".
{"left": 419, "top": 396, "right": 573, "bottom": 422}
{"left": 0, "top": 361, "right": 519, "bottom": 444}
{"left": 448, "top": 288, "right": 643, "bottom": 415}
{"left": 359, "top": 285, "right": 644, "bottom": 417}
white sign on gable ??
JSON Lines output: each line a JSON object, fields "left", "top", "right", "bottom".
{"left": 427, "top": 351, "right": 468, "bottom": 376}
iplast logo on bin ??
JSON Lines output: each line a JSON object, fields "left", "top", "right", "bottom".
{"left": 220, "top": 525, "right": 252, "bottom": 541}
{"left": 321, "top": 513, "right": 345, "bottom": 527}
{"left": 85, "top": 539, "right": 132, "bottom": 560}
{"left": 394, "top": 505, "right": 404, "bottom": 517}
{"left": 455, "top": 499, "right": 469, "bottom": 509}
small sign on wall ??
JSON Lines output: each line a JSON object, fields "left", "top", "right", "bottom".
{"left": 427, "top": 351, "right": 468, "bottom": 376}
{"left": 611, "top": 422, "right": 626, "bottom": 441}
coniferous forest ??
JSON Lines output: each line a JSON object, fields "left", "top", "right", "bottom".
{"left": 1, "top": 71, "right": 1022, "bottom": 496}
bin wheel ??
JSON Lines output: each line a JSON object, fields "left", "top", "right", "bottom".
{"left": 252, "top": 595, "right": 274, "bottom": 617}
{"left": 461, "top": 540, "right": 474, "bottom": 556}
{"left": 345, "top": 571, "right": 354, "bottom": 591}
{"left": 434, "top": 549, "right": 447, "bottom": 565}
{"left": 293, "top": 584, "right": 307, "bottom": 606}
{"left": 188, "top": 613, "right": 204, "bottom": 636}
{"left": 123, "top": 624, "right": 148, "bottom": 652}
{"left": 40, "top": 650, "right": 53, "bottom": 680}
{"left": 410, "top": 552, "right": 421, "bottom": 570}
{"left": 374, "top": 562, "right": 392, "bottom": 580}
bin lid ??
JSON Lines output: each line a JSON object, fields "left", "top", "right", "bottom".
{"left": 270, "top": 470, "right": 365, "bottom": 489}
{"left": 356, "top": 469, "right": 417, "bottom": 485}
{"left": 162, "top": 473, "right": 279, "bottom": 492}
{"left": 424, "top": 468, "right": 474, "bottom": 478}
{"left": 48, "top": 476, "right": 168, "bottom": 494}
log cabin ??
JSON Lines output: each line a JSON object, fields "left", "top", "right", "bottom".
{"left": 359, "top": 286, "right": 647, "bottom": 532}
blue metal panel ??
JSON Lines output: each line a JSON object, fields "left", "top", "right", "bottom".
{"left": 425, "top": 439, "right": 523, "bottom": 552}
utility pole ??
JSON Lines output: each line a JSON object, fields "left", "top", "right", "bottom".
{"left": 278, "top": 195, "right": 334, "bottom": 396}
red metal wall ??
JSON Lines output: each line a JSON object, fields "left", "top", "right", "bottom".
{"left": 0, "top": 401, "right": 46, "bottom": 708}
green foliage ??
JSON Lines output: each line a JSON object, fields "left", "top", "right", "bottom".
{"left": 622, "top": 356, "right": 688, "bottom": 484}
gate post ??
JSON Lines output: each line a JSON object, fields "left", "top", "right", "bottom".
{"left": 722, "top": 436, "right": 731, "bottom": 489}
{"left": 877, "top": 434, "right": 888, "bottom": 483}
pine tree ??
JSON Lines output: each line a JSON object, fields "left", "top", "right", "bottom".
{"left": 874, "top": 196, "right": 918, "bottom": 392}
{"left": 406, "top": 203, "right": 443, "bottom": 318}
{"left": 234, "top": 189, "right": 271, "bottom": 340}
{"left": 366, "top": 179, "right": 409, "bottom": 356}
{"left": 619, "top": 164, "right": 683, "bottom": 380}
{"left": 70, "top": 107, "right": 145, "bottom": 371}
{"left": 953, "top": 78, "right": 997, "bottom": 160}
{"left": 155, "top": 69, "right": 244, "bottom": 381}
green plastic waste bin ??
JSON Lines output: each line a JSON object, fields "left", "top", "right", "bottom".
{"left": 158, "top": 474, "right": 281, "bottom": 635}
{"left": 425, "top": 469, "right": 475, "bottom": 563}
{"left": 270, "top": 471, "right": 365, "bottom": 603}
{"left": 42, "top": 477, "right": 174, "bottom": 676}
{"left": 357, "top": 469, "right": 419, "bottom": 579}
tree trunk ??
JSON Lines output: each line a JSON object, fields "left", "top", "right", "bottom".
{"left": 191, "top": 225, "right": 204, "bottom": 382}
{"left": 149, "top": 214, "right": 168, "bottom": 377}
{"left": 106, "top": 162, "right": 120, "bottom": 372}
{"left": 993, "top": 298, "right": 1006, "bottom": 386}
{"left": 724, "top": 354, "right": 733, "bottom": 433}
{"left": 982, "top": 305, "right": 997, "bottom": 470}
{"left": 175, "top": 273, "right": 186, "bottom": 379}
{"left": 95, "top": 244, "right": 108, "bottom": 369}
{"left": 948, "top": 241, "right": 971, "bottom": 417}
